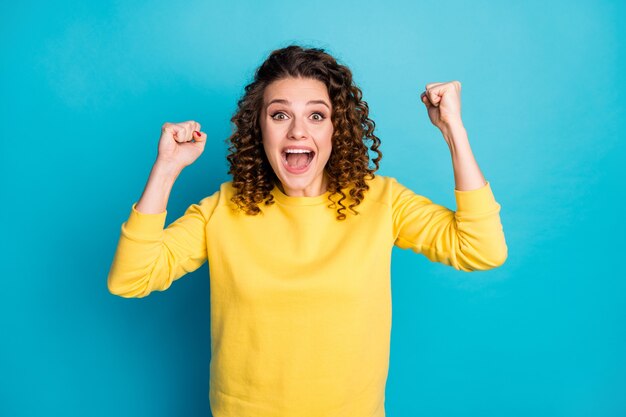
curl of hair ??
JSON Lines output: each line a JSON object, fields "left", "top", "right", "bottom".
{"left": 226, "top": 44, "right": 382, "bottom": 221}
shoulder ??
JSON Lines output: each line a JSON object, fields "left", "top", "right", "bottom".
{"left": 363, "top": 174, "right": 433, "bottom": 208}
{"left": 354, "top": 174, "right": 401, "bottom": 209}
{"left": 193, "top": 181, "right": 238, "bottom": 219}
{"left": 362, "top": 174, "right": 404, "bottom": 199}
{"left": 217, "top": 181, "right": 236, "bottom": 199}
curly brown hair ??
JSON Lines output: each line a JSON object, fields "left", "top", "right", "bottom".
{"left": 225, "top": 44, "right": 382, "bottom": 220}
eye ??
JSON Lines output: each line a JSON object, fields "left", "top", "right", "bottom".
{"left": 270, "top": 112, "right": 288, "bottom": 120}
{"left": 311, "top": 112, "right": 326, "bottom": 121}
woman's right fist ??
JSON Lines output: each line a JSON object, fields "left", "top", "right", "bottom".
{"left": 156, "top": 120, "right": 207, "bottom": 170}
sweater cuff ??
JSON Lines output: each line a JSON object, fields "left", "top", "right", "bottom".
{"left": 454, "top": 181, "right": 499, "bottom": 214}
{"left": 123, "top": 202, "right": 168, "bottom": 238}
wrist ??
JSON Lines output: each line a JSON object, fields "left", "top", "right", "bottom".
{"left": 441, "top": 122, "right": 467, "bottom": 145}
{"left": 153, "top": 159, "right": 183, "bottom": 183}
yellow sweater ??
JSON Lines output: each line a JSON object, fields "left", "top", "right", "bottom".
{"left": 107, "top": 174, "right": 507, "bottom": 417}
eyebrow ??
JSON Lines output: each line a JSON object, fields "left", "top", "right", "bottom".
{"left": 265, "top": 99, "right": 331, "bottom": 110}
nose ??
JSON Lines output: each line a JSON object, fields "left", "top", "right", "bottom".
{"left": 287, "top": 115, "right": 309, "bottom": 140}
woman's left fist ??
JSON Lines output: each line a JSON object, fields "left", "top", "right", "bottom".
{"left": 420, "top": 81, "right": 463, "bottom": 131}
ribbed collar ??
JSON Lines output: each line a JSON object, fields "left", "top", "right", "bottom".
{"left": 271, "top": 183, "right": 333, "bottom": 206}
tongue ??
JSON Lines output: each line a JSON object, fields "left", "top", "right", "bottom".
{"left": 286, "top": 153, "right": 310, "bottom": 169}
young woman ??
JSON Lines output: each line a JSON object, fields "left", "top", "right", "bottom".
{"left": 108, "top": 44, "right": 507, "bottom": 417}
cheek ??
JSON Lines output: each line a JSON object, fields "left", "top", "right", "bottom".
{"left": 317, "top": 123, "right": 332, "bottom": 142}
{"left": 263, "top": 144, "right": 279, "bottom": 166}
{"left": 261, "top": 137, "right": 276, "bottom": 163}
{"left": 323, "top": 129, "right": 334, "bottom": 153}
{"left": 261, "top": 130, "right": 279, "bottom": 152}
{"left": 319, "top": 141, "right": 333, "bottom": 164}
{"left": 263, "top": 125, "right": 283, "bottom": 143}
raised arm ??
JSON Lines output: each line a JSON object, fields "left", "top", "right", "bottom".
{"left": 420, "top": 80, "right": 486, "bottom": 192}
{"left": 107, "top": 121, "right": 213, "bottom": 297}
{"left": 392, "top": 81, "right": 508, "bottom": 270}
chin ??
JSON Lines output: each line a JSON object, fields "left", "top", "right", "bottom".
{"left": 272, "top": 156, "right": 328, "bottom": 194}
{"left": 279, "top": 176, "right": 314, "bottom": 189}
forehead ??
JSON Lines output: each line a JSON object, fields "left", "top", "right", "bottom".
{"left": 263, "top": 77, "right": 330, "bottom": 103}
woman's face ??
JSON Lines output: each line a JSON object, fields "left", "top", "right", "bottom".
{"left": 259, "top": 77, "right": 333, "bottom": 197}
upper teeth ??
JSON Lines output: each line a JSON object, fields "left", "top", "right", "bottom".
{"left": 285, "top": 149, "right": 311, "bottom": 154}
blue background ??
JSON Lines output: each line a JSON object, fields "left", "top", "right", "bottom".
{"left": 2, "top": 0, "right": 625, "bottom": 416}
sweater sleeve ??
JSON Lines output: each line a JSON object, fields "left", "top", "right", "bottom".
{"left": 107, "top": 192, "right": 220, "bottom": 298}
{"left": 391, "top": 178, "right": 507, "bottom": 271}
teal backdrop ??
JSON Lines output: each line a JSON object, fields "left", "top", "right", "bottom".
{"left": 2, "top": 0, "right": 625, "bottom": 416}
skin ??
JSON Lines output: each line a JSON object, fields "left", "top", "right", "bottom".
{"left": 259, "top": 77, "right": 334, "bottom": 197}
{"left": 420, "top": 81, "right": 487, "bottom": 191}
{"left": 135, "top": 80, "right": 485, "bottom": 215}
{"left": 257, "top": 77, "right": 486, "bottom": 198}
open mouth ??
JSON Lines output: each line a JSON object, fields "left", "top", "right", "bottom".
{"left": 281, "top": 150, "right": 315, "bottom": 173}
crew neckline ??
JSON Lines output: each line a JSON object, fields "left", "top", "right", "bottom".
{"left": 271, "top": 183, "right": 333, "bottom": 206}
